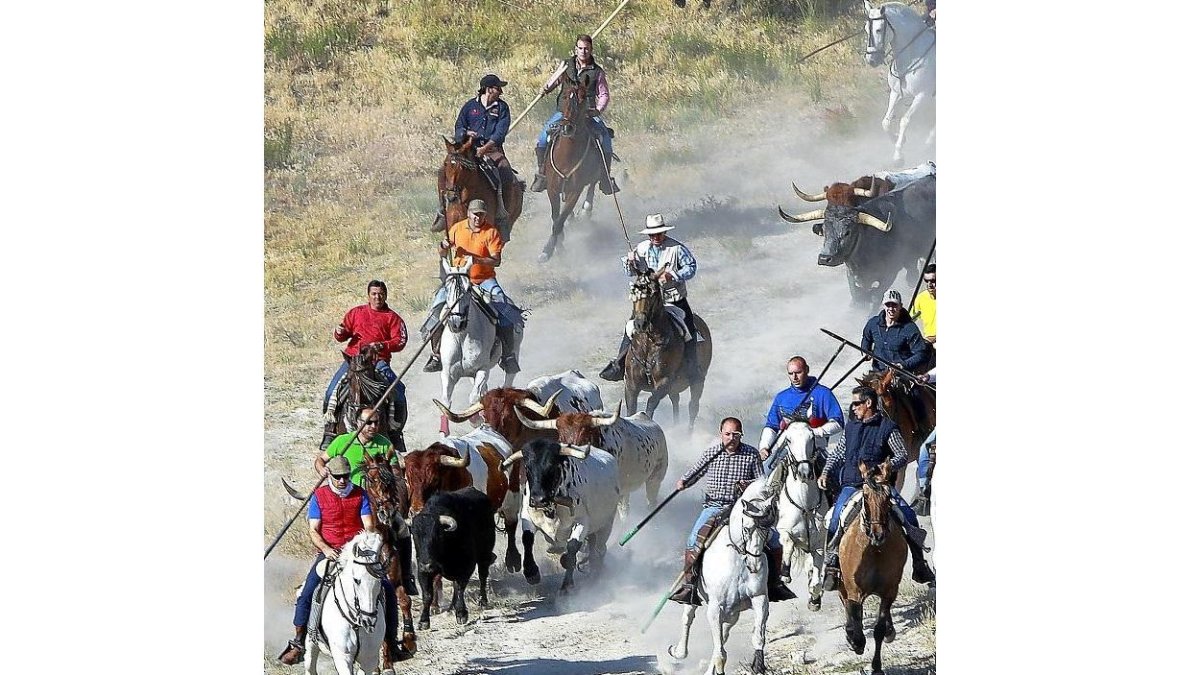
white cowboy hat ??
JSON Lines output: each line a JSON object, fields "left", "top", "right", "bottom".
{"left": 640, "top": 213, "right": 674, "bottom": 235}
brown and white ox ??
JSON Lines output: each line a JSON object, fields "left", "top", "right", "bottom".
{"left": 513, "top": 401, "right": 669, "bottom": 520}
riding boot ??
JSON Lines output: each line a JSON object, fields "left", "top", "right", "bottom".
{"left": 278, "top": 625, "right": 306, "bottom": 665}
{"left": 319, "top": 420, "right": 339, "bottom": 451}
{"left": 766, "top": 546, "right": 798, "bottom": 602}
{"left": 530, "top": 145, "right": 548, "bottom": 192}
{"left": 599, "top": 335, "right": 631, "bottom": 382}
{"left": 598, "top": 154, "right": 620, "bottom": 196}
{"left": 424, "top": 325, "right": 444, "bottom": 372}
{"left": 903, "top": 525, "right": 936, "bottom": 585}
{"left": 498, "top": 324, "right": 520, "bottom": 373}
{"left": 913, "top": 484, "right": 932, "bottom": 517}
{"left": 668, "top": 548, "right": 702, "bottom": 606}
{"left": 398, "top": 535, "right": 419, "bottom": 596}
{"left": 822, "top": 530, "right": 845, "bottom": 591}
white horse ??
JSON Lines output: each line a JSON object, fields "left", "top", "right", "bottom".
{"left": 770, "top": 423, "right": 829, "bottom": 612}
{"left": 864, "top": 1, "right": 936, "bottom": 164}
{"left": 304, "top": 530, "right": 387, "bottom": 675}
{"left": 667, "top": 469, "right": 784, "bottom": 675}
{"left": 438, "top": 255, "right": 522, "bottom": 433}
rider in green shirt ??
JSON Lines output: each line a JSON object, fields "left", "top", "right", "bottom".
{"left": 316, "top": 408, "right": 398, "bottom": 487}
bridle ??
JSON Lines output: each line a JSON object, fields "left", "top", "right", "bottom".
{"left": 780, "top": 448, "right": 820, "bottom": 512}
{"left": 864, "top": 7, "right": 935, "bottom": 79}
{"left": 331, "top": 547, "right": 387, "bottom": 632}
{"left": 441, "top": 153, "right": 480, "bottom": 213}
{"left": 547, "top": 84, "right": 597, "bottom": 181}
{"left": 442, "top": 270, "right": 474, "bottom": 332}
{"left": 859, "top": 477, "right": 893, "bottom": 543}
{"left": 730, "top": 495, "right": 776, "bottom": 561}
{"left": 628, "top": 275, "right": 669, "bottom": 385}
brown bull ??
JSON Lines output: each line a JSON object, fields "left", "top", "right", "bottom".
{"left": 403, "top": 445, "right": 471, "bottom": 516}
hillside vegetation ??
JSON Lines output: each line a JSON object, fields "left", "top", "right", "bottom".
{"left": 264, "top": 0, "right": 879, "bottom": 415}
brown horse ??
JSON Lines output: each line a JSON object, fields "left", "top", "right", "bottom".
{"left": 856, "top": 368, "right": 935, "bottom": 493}
{"left": 360, "top": 452, "right": 417, "bottom": 663}
{"left": 331, "top": 344, "right": 406, "bottom": 452}
{"left": 622, "top": 270, "right": 711, "bottom": 430}
{"left": 838, "top": 461, "right": 907, "bottom": 675}
{"left": 434, "top": 136, "right": 525, "bottom": 242}
{"left": 537, "top": 79, "right": 609, "bottom": 263}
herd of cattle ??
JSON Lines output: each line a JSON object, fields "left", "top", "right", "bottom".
{"left": 403, "top": 370, "right": 667, "bottom": 626}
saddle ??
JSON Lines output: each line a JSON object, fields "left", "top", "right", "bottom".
{"left": 624, "top": 305, "right": 697, "bottom": 342}
{"left": 305, "top": 558, "right": 341, "bottom": 646}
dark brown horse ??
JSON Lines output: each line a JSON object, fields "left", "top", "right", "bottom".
{"left": 856, "top": 368, "right": 935, "bottom": 493}
{"left": 329, "top": 344, "right": 407, "bottom": 452}
{"left": 434, "top": 136, "right": 525, "bottom": 242}
{"left": 360, "top": 452, "right": 417, "bottom": 662}
{"left": 838, "top": 461, "right": 907, "bottom": 675}
{"left": 623, "top": 270, "right": 711, "bottom": 430}
{"left": 537, "top": 79, "right": 608, "bottom": 262}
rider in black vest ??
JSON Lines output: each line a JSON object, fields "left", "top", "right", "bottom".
{"left": 817, "top": 386, "right": 935, "bottom": 590}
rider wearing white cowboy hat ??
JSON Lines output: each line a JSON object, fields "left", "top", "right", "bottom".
{"left": 599, "top": 213, "right": 700, "bottom": 381}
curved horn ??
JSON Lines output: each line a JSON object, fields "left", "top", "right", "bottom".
{"left": 559, "top": 444, "right": 591, "bottom": 460}
{"left": 853, "top": 188, "right": 874, "bottom": 198}
{"left": 513, "top": 407, "right": 559, "bottom": 431}
{"left": 779, "top": 206, "right": 826, "bottom": 224}
{"left": 856, "top": 211, "right": 892, "bottom": 232}
{"left": 439, "top": 451, "right": 470, "bottom": 468}
{"left": 438, "top": 515, "right": 458, "bottom": 532}
{"left": 792, "top": 182, "right": 827, "bottom": 202}
{"left": 588, "top": 400, "right": 622, "bottom": 426}
{"left": 518, "top": 389, "right": 562, "bottom": 418}
{"left": 500, "top": 450, "right": 523, "bottom": 469}
{"left": 432, "top": 398, "right": 484, "bottom": 423}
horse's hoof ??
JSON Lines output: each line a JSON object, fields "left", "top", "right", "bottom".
{"left": 666, "top": 644, "right": 686, "bottom": 660}
{"left": 808, "top": 597, "right": 822, "bottom": 611}
{"left": 537, "top": 251, "right": 551, "bottom": 264}
{"left": 524, "top": 569, "right": 541, "bottom": 585}
{"left": 455, "top": 611, "right": 469, "bottom": 625}
{"left": 417, "top": 619, "right": 430, "bottom": 630}
{"left": 780, "top": 573, "right": 791, "bottom": 584}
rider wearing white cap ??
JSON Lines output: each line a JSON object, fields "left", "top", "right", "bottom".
{"left": 599, "top": 213, "right": 700, "bottom": 381}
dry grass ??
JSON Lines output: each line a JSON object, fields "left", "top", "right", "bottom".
{"left": 263, "top": 0, "right": 879, "bottom": 416}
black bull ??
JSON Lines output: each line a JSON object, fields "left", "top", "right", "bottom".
{"left": 792, "top": 175, "right": 935, "bottom": 308}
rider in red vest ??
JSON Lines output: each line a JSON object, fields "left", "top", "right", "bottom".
{"left": 278, "top": 456, "right": 408, "bottom": 665}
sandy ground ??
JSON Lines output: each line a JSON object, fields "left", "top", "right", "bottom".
{"left": 264, "top": 93, "right": 936, "bottom": 674}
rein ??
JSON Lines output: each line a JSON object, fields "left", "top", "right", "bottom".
{"left": 331, "top": 555, "right": 385, "bottom": 631}
{"left": 781, "top": 453, "right": 820, "bottom": 512}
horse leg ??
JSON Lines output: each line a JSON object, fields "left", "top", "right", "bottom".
{"left": 440, "top": 369, "right": 455, "bottom": 436}
{"left": 687, "top": 377, "right": 706, "bottom": 433}
{"left": 780, "top": 530, "right": 797, "bottom": 584}
{"left": 645, "top": 390, "right": 665, "bottom": 420}
{"left": 667, "top": 603, "right": 698, "bottom": 660}
{"left": 871, "top": 596, "right": 897, "bottom": 675}
{"left": 894, "top": 91, "right": 928, "bottom": 164}
{"left": 750, "top": 594, "right": 769, "bottom": 674}
{"left": 624, "top": 379, "right": 641, "bottom": 416}
{"left": 881, "top": 84, "right": 901, "bottom": 135}
{"left": 669, "top": 392, "right": 680, "bottom": 426}
{"left": 845, "top": 598, "right": 867, "bottom": 654}
{"left": 581, "top": 182, "right": 595, "bottom": 217}
{"left": 393, "top": 561, "right": 417, "bottom": 655}
{"left": 471, "top": 369, "right": 489, "bottom": 408}
{"left": 452, "top": 579, "right": 469, "bottom": 625}
{"left": 706, "top": 603, "right": 728, "bottom": 675}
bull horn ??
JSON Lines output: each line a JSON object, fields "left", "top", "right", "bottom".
{"left": 513, "top": 407, "right": 559, "bottom": 431}
{"left": 853, "top": 188, "right": 874, "bottom": 198}
{"left": 500, "top": 450, "right": 523, "bottom": 469}
{"left": 792, "top": 182, "right": 826, "bottom": 202}
{"left": 559, "top": 444, "right": 591, "bottom": 460}
{"left": 856, "top": 211, "right": 892, "bottom": 232}
{"left": 779, "top": 206, "right": 825, "bottom": 224}
{"left": 517, "top": 389, "right": 561, "bottom": 418}
{"left": 432, "top": 398, "right": 484, "bottom": 423}
{"left": 588, "top": 400, "right": 622, "bottom": 426}
{"left": 438, "top": 515, "right": 458, "bottom": 532}
{"left": 439, "top": 451, "right": 470, "bottom": 468}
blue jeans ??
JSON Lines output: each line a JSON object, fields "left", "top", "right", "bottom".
{"left": 323, "top": 360, "right": 404, "bottom": 414}
{"left": 827, "top": 484, "right": 918, "bottom": 539}
{"left": 537, "top": 111, "right": 613, "bottom": 157}
{"left": 687, "top": 504, "right": 780, "bottom": 550}
{"left": 918, "top": 429, "right": 936, "bottom": 489}
{"left": 293, "top": 552, "right": 398, "bottom": 636}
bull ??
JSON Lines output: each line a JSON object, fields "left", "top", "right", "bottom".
{"left": 512, "top": 401, "right": 668, "bottom": 519}
{"left": 779, "top": 174, "right": 935, "bottom": 308}
{"left": 501, "top": 438, "right": 620, "bottom": 593}
{"left": 526, "top": 369, "right": 605, "bottom": 413}
{"left": 409, "top": 487, "right": 496, "bottom": 629}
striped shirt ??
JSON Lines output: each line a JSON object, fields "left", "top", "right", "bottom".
{"left": 680, "top": 442, "right": 763, "bottom": 508}
{"left": 821, "top": 417, "right": 908, "bottom": 478}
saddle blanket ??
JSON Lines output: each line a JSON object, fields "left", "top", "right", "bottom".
{"left": 625, "top": 305, "right": 702, "bottom": 342}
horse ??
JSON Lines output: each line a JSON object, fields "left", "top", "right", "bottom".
{"left": 537, "top": 79, "right": 609, "bottom": 263}
{"left": 863, "top": 1, "right": 936, "bottom": 165}
{"left": 623, "top": 270, "right": 711, "bottom": 430}
{"left": 836, "top": 461, "right": 908, "bottom": 675}
{"left": 302, "top": 530, "right": 388, "bottom": 675}
{"left": 435, "top": 136, "right": 525, "bottom": 243}
{"left": 770, "top": 422, "right": 828, "bottom": 611}
{"left": 436, "top": 255, "right": 522, "bottom": 434}
{"left": 360, "top": 452, "right": 418, "bottom": 662}
{"left": 328, "top": 344, "right": 405, "bottom": 451}
{"left": 667, "top": 468, "right": 784, "bottom": 675}
{"left": 856, "top": 368, "right": 935, "bottom": 498}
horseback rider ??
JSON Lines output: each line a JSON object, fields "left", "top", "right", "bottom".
{"left": 861, "top": 288, "right": 931, "bottom": 374}
{"left": 278, "top": 456, "right": 408, "bottom": 665}
{"left": 914, "top": 367, "right": 937, "bottom": 514}
{"left": 530, "top": 33, "right": 619, "bottom": 195}
{"left": 669, "top": 417, "right": 797, "bottom": 605}
{"left": 316, "top": 408, "right": 419, "bottom": 596}
{"left": 321, "top": 280, "right": 408, "bottom": 451}
{"left": 758, "top": 356, "right": 845, "bottom": 472}
{"left": 454, "top": 73, "right": 515, "bottom": 232}
{"left": 422, "top": 199, "right": 523, "bottom": 374}
{"left": 817, "top": 386, "right": 935, "bottom": 590}
{"left": 599, "top": 213, "right": 700, "bottom": 382}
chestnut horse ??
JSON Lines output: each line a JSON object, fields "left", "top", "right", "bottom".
{"left": 360, "top": 452, "right": 418, "bottom": 663}
{"left": 434, "top": 136, "right": 525, "bottom": 242}
{"left": 537, "top": 79, "right": 608, "bottom": 262}
{"left": 623, "top": 270, "right": 711, "bottom": 430}
{"left": 837, "top": 461, "right": 907, "bottom": 675}
{"left": 856, "top": 369, "right": 935, "bottom": 496}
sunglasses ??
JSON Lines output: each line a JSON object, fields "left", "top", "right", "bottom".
{"left": 849, "top": 400, "right": 868, "bottom": 407}
{"left": 923, "top": 277, "right": 936, "bottom": 283}
{"left": 331, "top": 473, "right": 351, "bottom": 480}
{"left": 361, "top": 419, "right": 380, "bottom": 425}
{"left": 884, "top": 303, "right": 900, "bottom": 309}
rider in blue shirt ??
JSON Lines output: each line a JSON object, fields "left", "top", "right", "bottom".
{"left": 453, "top": 74, "right": 515, "bottom": 232}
